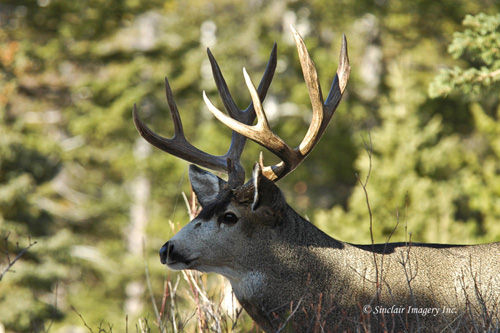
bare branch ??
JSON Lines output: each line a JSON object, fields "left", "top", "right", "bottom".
{"left": 0, "top": 234, "right": 37, "bottom": 282}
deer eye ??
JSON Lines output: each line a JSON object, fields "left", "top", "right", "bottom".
{"left": 220, "top": 212, "right": 238, "bottom": 225}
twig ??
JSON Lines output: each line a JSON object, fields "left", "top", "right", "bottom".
{"left": 142, "top": 239, "right": 165, "bottom": 333}
{"left": 159, "top": 278, "right": 169, "bottom": 322}
{"left": 356, "top": 133, "right": 379, "bottom": 300}
{"left": 231, "top": 308, "right": 243, "bottom": 330}
{"left": 169, "top": 277, "right": 180, "bottom": 333}
{"left": 71, "top": 305, "right": 94, "bottom": 333}
{"left": 275, "top": 298, "right": 304, "bottom": 333}
{"left": 44, "top": 281, "right": 59, "bottom": 332}
{"left": 0, "top": 234, "right": 37, "bottom": 281}
{"left": 184, "top": 271, "right": 206, "bottom": 332}
{"left": 182, "top": 190, "right": 201, "bottom": 220}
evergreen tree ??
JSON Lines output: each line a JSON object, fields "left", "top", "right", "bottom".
{"left": 429, "top": 13, "right": 500, "bottom": 242}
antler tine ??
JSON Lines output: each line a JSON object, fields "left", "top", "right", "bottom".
{"left": 207, "top": 45, "right": 277, "bottom": 186}
{"left": 324, "top": 34, "right": 350, "bottom": 113}
{"left": 288, "top": 27, "right": 350, "bottom": 175}
{"left": 203, "top": 27, "right": 350, "bottom": 182}
{"left": 292, "top": 26, "right": 350, "bottom": 156}
{"left": 134, "top": 45, "right": 277, "bottom": 188}
{"left": 164, "top": 77, "right": 184, "bottom": 135}
{"left": 133, "top": 80, "right": 227, "bottom": 173}
{"left": 208, "top": 43, "right": 277, "bottom": 123}
{"left": 246, "top": 42, "right": 278, "bottom": 119}
{"left": 207, "top": 48, "right": 241, "bottom": 120}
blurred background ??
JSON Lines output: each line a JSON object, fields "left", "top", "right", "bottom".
{"left": 0, "top": 0, "right": 499, "bottom": 331}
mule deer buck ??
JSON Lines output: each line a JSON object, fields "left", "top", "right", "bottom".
{"left": 133, "top": 27, "right": 500, "bottom": 331}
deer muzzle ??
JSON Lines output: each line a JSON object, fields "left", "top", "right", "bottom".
{"left": 159, "top": 241, "right": 195, "bottom": 268}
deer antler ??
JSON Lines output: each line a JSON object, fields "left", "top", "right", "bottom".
{"left": 133, "top": 44, "right": 277, "bottom": 187}
{"left": 203, "top": 26, "right": 350, "bottom": 181}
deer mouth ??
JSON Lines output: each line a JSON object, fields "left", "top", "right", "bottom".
{"left": 166, "top": 257, "right": 198, "bottom": 270}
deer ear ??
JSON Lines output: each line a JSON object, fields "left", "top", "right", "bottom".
{"left": 250, "top": 162, "right": 285, "bottom": 226}
{"left": 189, "top": 165, "right": 226, "bottom": 207}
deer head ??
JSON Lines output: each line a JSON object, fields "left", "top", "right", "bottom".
{"left": 133, "top": 26, "right": 349, "bottom": 285}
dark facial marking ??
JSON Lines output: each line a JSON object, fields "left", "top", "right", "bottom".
{"left": 196, "top": 189, "right": 233, "bottom": 221}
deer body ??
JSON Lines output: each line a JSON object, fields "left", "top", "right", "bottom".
{"left": 166, "top": 171, "right": 500, "bottom": 331}
{"left": 133, "top": 27, "right": 500, "bottom": 331}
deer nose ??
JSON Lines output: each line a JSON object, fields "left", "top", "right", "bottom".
{"left": 159, "top": 241, "right": 173, "bottom": 265}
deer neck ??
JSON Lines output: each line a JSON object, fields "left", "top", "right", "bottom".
{"left": 226, "top": 205, "right": 369, "bottom": 331}
{"left": 228, "top": 206, "right": 356, "bottom": 301}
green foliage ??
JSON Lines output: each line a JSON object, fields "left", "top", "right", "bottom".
{"left": 429, "top": 13, "right": 500, "bottom": 98}
{"left": 427, "top": 13, "right": 500, "bottom": 243}
{"left": 0, "top": 120, "right": 66, "bottom": 330}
